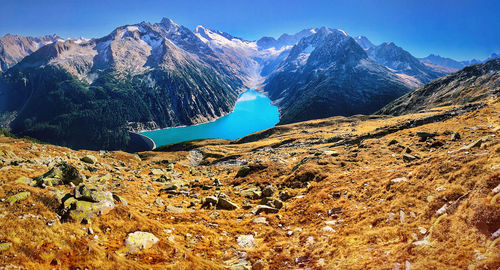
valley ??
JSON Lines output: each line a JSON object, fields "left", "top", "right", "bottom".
{"left": 2, "top": 18, "right": 494, "bottom": 151}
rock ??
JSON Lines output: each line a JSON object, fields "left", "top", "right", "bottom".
{"left": 250, "top": 205, "right": 279, "bottom": 215}
{"left": 252, "top": 259, "right": 267, "bottom": 270}
{"left": 240, "top": 187, "right": 261, "bottom": 199}
{"left": 15, "top": 176, "right": 36, "bottom": 186}
{"left": 112, "top": 194, "right": 128, "bottom": 206}
{"left": 121, "top": 231, "right": 159, "bottom": 254}
{"left": 460, "top": 135, "right": 494, "bottom": 150}
{"left": 416, "top": 132, "right": 437, "bottom": 142}
{"left": 261, "top": 185, "right": 274, "bottom": 198}
{"left": 323, "top": 150, "right": 339, "bottom": 157}
{"left": 74, "top": 184, "right": 111, "bottom": 203}
{"left": 236, "top": 235, "right": 255, "bottom": 248}
{"left": 61, "top": 188, "right": 115, "bottom": 223}
{"left": 160, "top": 183, "right": 179, "bottom": 192}
{"left": 252, "top": 217, "right": 268, "bottom": 224}
{"left": 201, "top": 196, "right": 218, "bottom": 208}
{"left": 403, "top": 154, "right": 419, "bottom": 162}
{"left": 0, "top": 242, "right": 12, "bottom": 252}
{"left": 391, "top": 177, "right": 408, "bottom": 183}
{"left": 217, "top": 198, "right": 239, "bottom": 210}
{"left": 35, "top": 162, "right": 83, "bottom": 187}
{"left": 52, "top": 189, "right": 70, "bottom": 203}
{"left": 236, "top": 166, "right": 251, "bottom": 177}
{"left": 388, "top": 139, "right": 399, "bottom": 146}
{"left": 164, "top": 205, "right": 190, "bottom": 213}
{"left": 67, "top": 198, "right": 115, "bottom": 223}
{"left": 213, "top": 178, "right": 222, "bottom": 186}
{"left": 450, "top": 132, "right": 461, "bottom": 141}
{"left": 322, "top": 226, "right": 336, "bottom": 233}
{"left": 279, "top": 190, "right": 292, "bottom": 201}
{"left": 166, "top": 163, "right": 174, "bottom": 171}
{"left": 150, "top": 169, "right": 163, "bottom": 175}
{"left": 154, "top": 197, "right": 164, "bottom": 207}
{"left": 328, "top": 207, "right": 342, "bottom": 217}
{"left": 6, "top": 192, "right": 30, "bottom": 205}
{"left": 80, "top": 155, "right": 97, "bottom": 164}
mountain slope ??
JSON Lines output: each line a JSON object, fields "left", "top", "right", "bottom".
{"left": 264, "top": 27, "right": 413, "bottom": 124}
{"left": 0, "top": 34, "right": 61, "bottom": 72}
{"left": 0, "top": 18, "right": 245, "bottom": 150}
{"left": 377, "top": 58, "right": 500, "bottom": 115}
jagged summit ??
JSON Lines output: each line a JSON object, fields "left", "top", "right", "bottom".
{"left": 354, "top": 35, "right": 375, "bottom": 50}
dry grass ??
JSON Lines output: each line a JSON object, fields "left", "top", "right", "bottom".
{"left": 0, "top": 99, "right": 499, "bottom": 269}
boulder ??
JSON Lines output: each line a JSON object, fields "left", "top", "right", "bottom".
{"left": 240, "top": 187, "right": 261, "bottom": 199}
{"left": 416, "top": 132, "right": 437, "bottom": 142}
{"left": 236, "top": 235, "right": 255, "bottom": 248}
{"left": 236, "top": 166, "right": 251, "bottom": 178}
{"left": 217, "top": 198, "right": 239, "bottom": 210}
{"left": 60, "top": 186, "right": 115, "bottom": 223}
{"left": 80, "top": 155, "right": 97, "bottom": 164}
{"left": 74, "top": 184, "right": 112, "bottom": 203}
{"left": 261, "top": 185, "right": 274, "bottom": 198}
{"left": 6, "top": 192, "right": 30, "bottom": 205}
{"left": 121, "top": 231, "right": 159, "bottom": 254}
{"left": 201, "top": 196, "right": 218, "bottom": 208}
{"left": 403, "top": 154, "right": 419, "bottom": 162}
{"left": 35, "top": 162, "right": 83, "bottom": 187}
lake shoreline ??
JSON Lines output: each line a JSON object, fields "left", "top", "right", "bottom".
{"left": 140, "top": 89, "right": 279, "bottom": 148}
{"left": 137, "top": 88, "right": 275, "bottom": 134}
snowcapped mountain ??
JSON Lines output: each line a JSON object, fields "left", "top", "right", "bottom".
{"left": 419, "top": 53, "right": 499, "bottom": 71}
{"left": 0, "top": 18, "right": 245, "bottom": 149}
{"left": 264, "top": 27, "right": 413, "bottom": 124}
{"left": 366, "top": 42, "right": 447, "bottom": 86}
{"left": 1, "top": 18, "right": 478, "bottom": 150}
{"left": 0, "top": 34, "right": 62, "bottom": 71}
{"left": 193, "top": 26, "right": 317, "bottom": 86}
{"left": 354, "top": 35, "right": 375, "bottom": 50}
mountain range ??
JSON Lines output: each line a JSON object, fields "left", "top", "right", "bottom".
{"left": 0, "top": 18, "right": 498, "bottom": 150}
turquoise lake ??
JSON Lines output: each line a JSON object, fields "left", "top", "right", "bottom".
{"left": 140, "top": 90, "right": 279, "bottom": 147}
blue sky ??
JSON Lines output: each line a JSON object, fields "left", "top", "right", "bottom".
{"left": 1, "top": 0, "right": 498, "bottom": 61}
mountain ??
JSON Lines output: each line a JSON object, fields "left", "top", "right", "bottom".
{"left": 194, "top": 26, "right": 317, "bottom": 82}
{"left": 377, "top": 58, "right": 499, "bottom": 115}
{"left": 0, "top": 18, "right": 245, "bottom": 150}
{"left": 420, "top": 53, "right": 499, "bottom": 70}
{"left": 264, "top": 27, "right": 413, "bottom": 124}
{"left": 366, "top": 42, "right": 448, "bottom": 86}
{"left": 0, "top": 34, "right": 62, "bottom": 72}
{"left": 354, "top": 35, "right": 375, "bottom": 50}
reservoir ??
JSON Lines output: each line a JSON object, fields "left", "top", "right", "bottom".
{"left": 140, "top": 90, "right": 279, "bottom": 148}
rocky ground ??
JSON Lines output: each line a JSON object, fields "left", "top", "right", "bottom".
{"left": 0, "top": 98, "right": 499, "bottom": 269}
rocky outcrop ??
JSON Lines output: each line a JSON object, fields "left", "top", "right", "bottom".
{"left": 35, "top": 162, "right": 84, "bottom": 187}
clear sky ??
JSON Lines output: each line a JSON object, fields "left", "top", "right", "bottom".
{"left": 1, "top": 0, "right": 498, "bottom": 61}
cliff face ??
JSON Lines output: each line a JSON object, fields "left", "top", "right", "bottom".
{"left": 0, "top": 96, "right": 498, "bottom": 269}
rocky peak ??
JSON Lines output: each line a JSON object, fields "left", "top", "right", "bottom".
{"left": 354, "top": 35, "right": 375, "bottom": 50}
